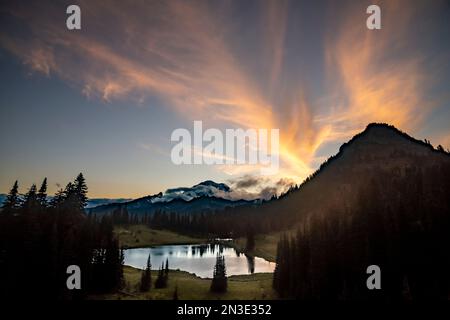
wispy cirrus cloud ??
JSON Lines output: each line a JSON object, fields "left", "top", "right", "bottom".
{"left": 321, "top": 0, "right": 436, "bottom": 141}
{"left": 1, "top": 0, "right": 448, "bottom": 195}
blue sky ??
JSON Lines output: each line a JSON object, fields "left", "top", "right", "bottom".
{"left": 1, "top": 0, "right": 449, "bottom": 198}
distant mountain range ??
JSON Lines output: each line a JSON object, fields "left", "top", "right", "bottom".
{"left": 87, "top": 180, "right": 258, "bottom": 216}
{"left": 0, "top": 194, "right": 131, "bottom": 209}
{"left": 84, "top": 198, "right": 133, "bottom": 209}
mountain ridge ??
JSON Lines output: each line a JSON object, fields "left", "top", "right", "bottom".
{"left": 277, "top": 123, "right": 448, "bottom": 196}
{"left": 260, "top": 122, "right": 450, "bottom": 226}
{"left": 88, "top": 180, "right": 258, "bottom": 216}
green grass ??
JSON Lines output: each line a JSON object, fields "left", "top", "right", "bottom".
{"left": 90, "top": 266, "right": 276, "bottom": 300}
{"left": 115, "top": 225, "right": 205, "bottom": 248}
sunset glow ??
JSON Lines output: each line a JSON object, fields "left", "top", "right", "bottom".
{"left": 1, "top": 0, "right": 449, "bottom": 198}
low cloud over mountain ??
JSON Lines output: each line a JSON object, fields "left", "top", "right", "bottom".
{"left": 152, "top": 180, "right": 231, "bottom": 203}
{"left": 149, "top": 178, "right": 295, "bottom": 204}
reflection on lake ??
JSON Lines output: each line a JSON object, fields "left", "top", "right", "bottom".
{"left": 124, "top": 244, "right": 275, "bottom": 278}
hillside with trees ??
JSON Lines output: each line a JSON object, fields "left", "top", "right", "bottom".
{"left": 123, "top": 123, "right": 450, "bottom": 300}
{"left": 128, "top": 124, "right": 450, "bottom": 237}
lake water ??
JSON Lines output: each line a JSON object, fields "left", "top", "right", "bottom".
{"left": 123, "top": 244, "right": 275, "bottom": 278}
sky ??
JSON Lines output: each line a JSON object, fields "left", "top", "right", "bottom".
{"left": 1, "top": 0, "right": 450, "bottom": 199}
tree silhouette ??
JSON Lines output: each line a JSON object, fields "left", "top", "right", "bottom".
{"left": 210, "top": 254, "right": 227, "bottom": 293}
{"left": 154, "top": 262, "right": 167, "bottom": 289}
{"left": 165, "top": 258, "right": 169, "bottom": 278}
{"left": 140, "top": 253, "right": 152, "bottom": 292}
{"left": 272, "top": 164, "right": 450, "bottom": 300}
{"left": 1, "top": 180, "right": 21, "bottom": 214}
{"left": 23, "top": 184, "right": 39, "bottom": 212}
{"left": 37, "top": 178, "right": 48, "bottom": 208}
{"left": 0, "top": 174, "right": 124, "bottom": 299}
{"left": 74, "top": 173, "right": 88, "bottom": 210}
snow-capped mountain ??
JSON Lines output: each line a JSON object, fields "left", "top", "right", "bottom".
{"left": 87, "top": 180, "right": 259, "bottom": 216}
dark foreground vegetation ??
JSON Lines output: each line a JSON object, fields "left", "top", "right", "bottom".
{"left": 273, "top": 166, "right": 450, "bottom": 300}
{"left": 0, "top": 174, "right": 124, "bottom": 299}
{"left": 210, "top": 254, "right": 227, "bottom": 293}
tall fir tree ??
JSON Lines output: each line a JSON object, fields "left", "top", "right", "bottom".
{"left": 165, "top": 258, "right": 169, "bottom": 277}
{"left": 23, "top": 184, "right": 38, "bottom": 210}
{"left": 210, "top": 254, "right": 227, "bottom": 293}
{"left": 1, "top": 180, "right": 21, "bottom": 214}
{"left": 155, "top": 262, "right": 167, "bottom": 289}
{"left": 140, "top": 253, "right": 152, "bottom": 292}
{"left": 73, "top": 173, "right": 88, "bottom": 210}
{"left": 37, "top": 178, "right": 48, "bottom": 208}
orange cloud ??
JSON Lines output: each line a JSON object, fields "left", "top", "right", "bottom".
{"left": 0, "top": 0, "right": 446, "bottom": 190}
{"left": 322, "top": 0, "right": 433, "bottom": 140}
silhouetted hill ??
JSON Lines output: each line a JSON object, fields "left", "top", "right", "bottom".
{"left": 266, "top": 123, "right": 450, "bottom": 300}
{"left": 262, "top": 123, "right": 450, "bottom": 225}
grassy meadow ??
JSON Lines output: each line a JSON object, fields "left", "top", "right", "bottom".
{"left": 115, "top": 224, "right": 205, "bottom": 248}
{"left": 91, "top": 266, "right": 276, "bottom": 300}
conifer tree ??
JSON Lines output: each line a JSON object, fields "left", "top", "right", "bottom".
{"left": 64, "top": 182, "right": 75, "bottom": 200}
{"left": 23, "top": 184, "right": 38, "bottom": 211}
{"left": 74, "top": 173, "right": 88, "bottom": 210}
{"left": 37, "top": 178, "right": 48, "bottom": 208}
{"left": 165, "top": 258, "right": 169, "bottom": 278}
{"left": 154, "top": 263, "right": 167, "bottom": 289}
{"left": 272, "top": 239, "right": 282, "bottom": 292}
{"left": 1, "top": 180, "right": 21, "bottom": 214}
{"left": 210, "top": 254, "right": 227, "bottom": 293}
{"left": 140, "top": 253, "right": 152, "bottom": 292}
{"left": 103, "top": 238, "right": 124, "bottom": 292}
